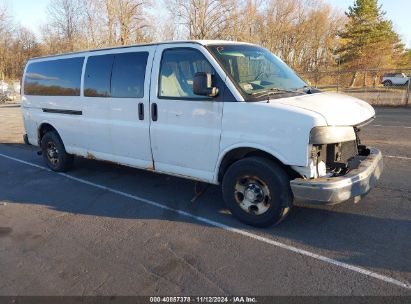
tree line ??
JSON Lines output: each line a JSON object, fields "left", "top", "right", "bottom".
{"left": 0, "top": 0, "right": 410, "bottom": 81}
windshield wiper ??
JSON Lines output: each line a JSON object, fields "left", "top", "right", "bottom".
{"left": 251, "top": 87, "right": 297, "bottom": 96}
{"left": 250, "top": 87, "right": 301, "bottom": 103}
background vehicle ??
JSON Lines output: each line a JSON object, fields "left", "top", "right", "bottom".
{"left": 381, "top": 73, "right": 410, "bottom": 86}
{"left": 21, "top": 41, "right": 383, "bottom": 227}
{"left": 0, "top": 81, "right": 12, "bottom": 103}
{"left": 0, "top": 93, "right": 7, "bottom": 103}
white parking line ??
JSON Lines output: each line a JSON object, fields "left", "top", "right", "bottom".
{"left": 384, "top": 155, "right": 411, "bottom": 161}
{"left": 0, "top": 151, "right": 410, "bottom": 290}
{"left": 370, "top": 124, "right": 411, "bottom": 129}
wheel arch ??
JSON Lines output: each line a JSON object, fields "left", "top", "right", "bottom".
{"left": 216, "top": 146, "right": 300, "bottom": 183}
{"left": 37, "top": 122, "right": 60, "bottom": 145}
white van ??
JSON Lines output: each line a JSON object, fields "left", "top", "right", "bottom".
{"left": 21, "top": 40, "right": 383, "bottom": 227}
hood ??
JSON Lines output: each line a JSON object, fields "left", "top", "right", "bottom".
{"left": 274, "top": 92, "right": 375, "bottom": 126}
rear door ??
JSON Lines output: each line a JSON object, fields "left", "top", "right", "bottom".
{"left": 149, "top": 44, "right": 227, "bottom": 182}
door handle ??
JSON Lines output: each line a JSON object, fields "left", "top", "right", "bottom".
{"left": 151, "top": 103, "right": 158, "bottom": 121}
{"left": 138, "top": 103, "right": 144, "bottom": 120}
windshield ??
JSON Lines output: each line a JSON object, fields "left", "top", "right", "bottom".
{"left": 208, "top": 44, "right": 307, "bottom": 97}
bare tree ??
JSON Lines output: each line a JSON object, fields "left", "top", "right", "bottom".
{"left": 42, "top": 0, "right": 152, "bottom": 52}
{"left": 164, "top": 0, "right": 344, "bottom": 72}
{"left": 0, "top": 1, "right": 41, "bottom": 79}
{"left": 104, "top": 0, "right": 117, "bottom": 45}
{"left": 236, "top": 0, "right": 345, "bottom": 72}
{"left": 79, "top": 0, "right": 105, "bottom": 48}
{"left": 99, "top": 0, "right": 152, "bottom": 46}
{"left": 0, "top": 1, "right": 13, "bottom": 79}
{"left": 232, "top": 0, "right": 263, "bottom": 43}
{"left": 11, "top": 27, "right": 41, "bottom": 78}
{"left": 46, "top": 0, "right": 84, "bottom": 51}
{"left": 117, "top": 0, "right": 148, "bottom": 45}
{"left": 168, "top": 0, "right": 237, "bottom": 40}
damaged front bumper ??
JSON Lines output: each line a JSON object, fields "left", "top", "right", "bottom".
{"left": 290, "top": 148, "right": 383, "bottom": 205}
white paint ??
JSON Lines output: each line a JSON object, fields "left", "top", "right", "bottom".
{"left": 217, "top": 101, "right": 326, "bottom": 172}
{"left": 274, "top": 92, "right": 375, "bottom": 126}
{"left": 0, "top": 151, "right": 409, "bottom": 291}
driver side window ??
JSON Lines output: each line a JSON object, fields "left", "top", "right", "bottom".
{"left": 159, "top": 48, "right": 215, "bottom": 99}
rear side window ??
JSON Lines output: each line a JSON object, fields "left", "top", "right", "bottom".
{"left": 84, "top": 51, "right": 148, "bottom": 98}
{"left": 84, "top": 54, "right": 114, "bottom": 97}
{"left": 24, "top": 57, "right": 84, "bottom": 96}
{"left": 111, "top": 52, "right": 148, "bottom": 98}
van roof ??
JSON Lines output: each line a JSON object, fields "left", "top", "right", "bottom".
{"left": 29, "top": 40, "right": 256, "bottom": 61}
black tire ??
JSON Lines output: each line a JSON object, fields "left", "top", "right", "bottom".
{"left": 40, "top": 130, "right": 74, "bottom": 172}
{"left": 222, "top": 157, "right": 292, "bottom": 227}
{"left": 383, "top": 80, "right": 392, "bottom": 87}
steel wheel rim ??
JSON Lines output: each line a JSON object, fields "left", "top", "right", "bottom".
{"left": 234, "top": 175, "right": 271, "bottom": 215}
{"left": 46, "top": 141, "right": 59, "bottom": 165}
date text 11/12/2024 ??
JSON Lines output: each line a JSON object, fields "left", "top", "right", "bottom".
{"left": 149, "top": 297, "right": 257, "bottom": 303}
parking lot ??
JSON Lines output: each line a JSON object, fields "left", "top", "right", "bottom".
{"left": 0, "top": 103, "right": 410, "bottom": 296}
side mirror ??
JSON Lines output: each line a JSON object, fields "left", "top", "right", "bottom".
{"left": 193, "top": 72, "right": 219, "bottom": 97}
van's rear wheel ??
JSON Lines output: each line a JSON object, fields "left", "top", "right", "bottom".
{"left": 41, "top": 131, "right": 73, "bottom": 172}
{"left": 222, "top": 157, "right": 292, "bottom": 227}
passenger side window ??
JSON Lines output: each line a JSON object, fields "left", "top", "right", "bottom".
{"left": 111, "top": 52, "right": 148, "bottom": 98}
{"left": 84, "top": 52, "right": 149, "bottom": 98}
{"left": 84, "top": 54, "right": 114, "bottom": 97}
{"left": 159, "top": 48, "right": 215, "bottom": 99}
{"left": 24, "top": 57, "right": 84, "bottom": 96}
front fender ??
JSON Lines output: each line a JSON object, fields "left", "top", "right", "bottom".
{"left": 213, "top": 143, "right": 290, "bottom": 184}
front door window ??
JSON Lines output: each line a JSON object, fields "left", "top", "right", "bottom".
{"left": 159, "top": 48, "right": 215, "bottom": 99}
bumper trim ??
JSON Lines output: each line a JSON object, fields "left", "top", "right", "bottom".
{"left": 290, "top": 147, "right": 383, "bottom": 205}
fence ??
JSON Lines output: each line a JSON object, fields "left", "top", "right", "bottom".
{"left": 299, "top": 68, "right": 411, "bottom": 106}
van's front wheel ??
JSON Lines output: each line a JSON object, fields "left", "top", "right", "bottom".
{"left": 41, "top": 131, "right": 73, "bottom": 172}
{"left": 222, "top": 157, "right": 292, "bottom": 227}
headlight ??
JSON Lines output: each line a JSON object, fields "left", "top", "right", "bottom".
{"left": 309, "top": 126, "right": 356, "bottom": 144}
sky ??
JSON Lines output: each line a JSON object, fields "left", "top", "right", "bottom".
{"left": 6, "top": 0, "right": 411, "bottom": 48}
